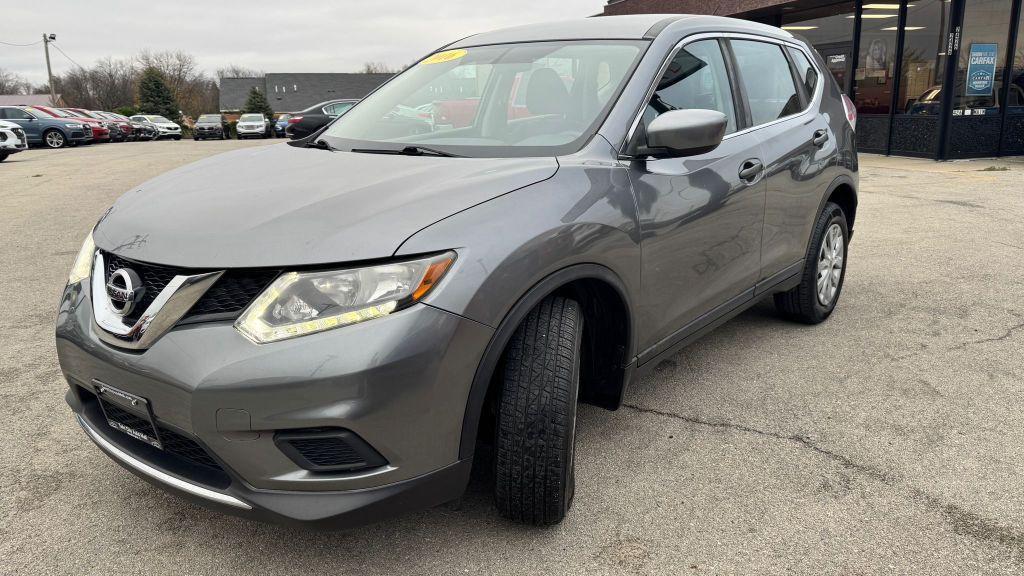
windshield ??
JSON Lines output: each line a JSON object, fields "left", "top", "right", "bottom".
{"left": 149, "top": 116, "right": 171, "bottom": 123}
{"left": 240, "top": 114, "right": 263, "bottom": 121}
{"left": 321, "top": 40, "right": 645, "bottom": 157}
{"left": 35, "top": 107, "right": 70, "bottom": 118}
{"left": 198, "top": 114, "right": 220, "bottom": 122}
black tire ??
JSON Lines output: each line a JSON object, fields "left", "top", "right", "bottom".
{"left": 774, "top": 201, "right": 849, "bottom": 324}
{"left": 173, "top": 135, "right": 181, "bottom": 141}
{"left": 0, "top": 152, "right": 8, "bottom": 163}
{"left": 494, "top": 295, "right": 583, "bottom": 526}
{"left": 193, "top": 136, "right": 199, "bottom": 141}
{"left": 42, "top": 129, "right": 67, "bottom": 149}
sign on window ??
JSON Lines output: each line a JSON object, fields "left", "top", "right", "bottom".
{"left": 965, "top": 43, "right": 997, "bottom": 96}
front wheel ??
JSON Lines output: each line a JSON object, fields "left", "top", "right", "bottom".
{"left": 774, "top": 202, "right": 849, "bottom": 324}
{"left": 0, "top": 152, "right": 8, "bottom": 163}
{"left": 494, "top": 295, "right": 583, "bottom": 526}
{"left": 173, "top": 135, "right": 181, "bottom": 141}
{"left": 43, "top": 129, "right": 67, "bottom": 149}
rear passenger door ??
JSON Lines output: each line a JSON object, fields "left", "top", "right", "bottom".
{"left": 729, "top": 39, "right": 835, "bottom": 282}
{"left": 628, "top": 38, "right": 767, "bottom": 361}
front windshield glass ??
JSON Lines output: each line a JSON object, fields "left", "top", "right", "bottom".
{"left": 240, "top": 114, "right": 263, "bottom": 121}
{"left": 198, "top": 114, "right": 220, "bottom": 122}
{"left": 322, "top": 40, "right": 645, "bottom": 157}
{"left": 149, "top": 116, "right": 171, "bottom": 123}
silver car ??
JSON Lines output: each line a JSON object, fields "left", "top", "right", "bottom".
{"left": 57, "top": 15, "right": 857, "bottom": 528}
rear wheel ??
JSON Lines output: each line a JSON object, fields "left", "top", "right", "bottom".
{"left": 494, "top": 295, "right": 583, "bottom": 526}
{"left": 774, "top": 202, "right": 849, "bottom": 324}
{"left": 43, "top": 129, "right": 66, "bottom": 149}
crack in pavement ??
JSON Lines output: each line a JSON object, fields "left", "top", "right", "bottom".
{"left": 620, "top": 402, "right": 1024, "bottom": 563}
{"left": 951, "top": 321, "right": 1024, "bottom": 351}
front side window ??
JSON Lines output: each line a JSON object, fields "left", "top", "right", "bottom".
{"left": 731, "top": 40, "right": 802, "bottom": 126}
{"left": 640, "top": 39, "right": 738, "bottom": 135}
{"left": 321, "top": 40, "right": 645, "bottom": 157}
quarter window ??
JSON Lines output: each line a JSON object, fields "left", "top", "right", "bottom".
{"left": 787, "top": 47, "right": 819, "bottom": 101}
{"left": 642, "top": 39, "right": 738, "bottom": 135}
{"left": 731, "top": 40, "right": 802, "bottom": 126}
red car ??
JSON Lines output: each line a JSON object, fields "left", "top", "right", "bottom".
{"left": 30, "top": 106, "right": 110, "bottom": 142}
{"left": 64, "top": 108, "right": 129, "bottom": 142}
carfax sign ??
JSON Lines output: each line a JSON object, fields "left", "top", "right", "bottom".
{"left": 965, "top": 43, "right": 997, "bottom": 96}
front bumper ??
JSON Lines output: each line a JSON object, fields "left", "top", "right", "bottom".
{"left": 56, "top": 278, "right": 493, "bottom": 526}
{"left": 0, "top": 128, "right": 28, "bottom": 152}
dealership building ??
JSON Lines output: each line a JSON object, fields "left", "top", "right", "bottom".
{"left": 603, "top": 0, "right": 1024, "bottom": 158}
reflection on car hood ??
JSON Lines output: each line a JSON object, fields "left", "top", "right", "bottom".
{"left": 94, "top": 142, "right": 558, "bottom": 267}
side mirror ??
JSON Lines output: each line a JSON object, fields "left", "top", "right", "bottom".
{"left": 642, "top": 109, "right": 727, "bottom": 157}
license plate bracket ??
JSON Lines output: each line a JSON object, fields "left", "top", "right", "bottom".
{"left": 93, "top": 380, "right": 163, "bottom": 450}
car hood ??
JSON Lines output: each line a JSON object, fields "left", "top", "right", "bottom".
{"left": 94, "top": 143, "right": 558, "bottom": 268}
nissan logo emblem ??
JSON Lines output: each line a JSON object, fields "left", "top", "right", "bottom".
{"left": 106, "top": 268, "right": 144, "bottom": 316}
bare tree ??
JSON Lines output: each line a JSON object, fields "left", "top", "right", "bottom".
{"left": 0, "top": 68, "right": 32, "bottom": 95}
{"left": 361, "top": 61, "right": 400, "bottom": 74}
{"left": 90, "top": 57, "right": 136, "bottom": 110}
{"left": 216, "top": 65, "right": 264, "bottom": 80}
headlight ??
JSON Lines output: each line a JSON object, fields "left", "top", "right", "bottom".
{"left": 64, "top": 123, "right": 83, "bottom": 128}
{"left": 68, "top": 233, "right": 95, "bottom": 285}
{"left": 235, "top": 252, "right": 455, "bottom": 344}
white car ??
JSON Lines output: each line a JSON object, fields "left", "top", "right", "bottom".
{"left": 130, "top": 115, "right": 182, "bottom": 140}
{"left": 0, "top": 120, "right": 29, "bottom": 162}
{"left": 235, "top": 113, "right": 270, "bottom": 139}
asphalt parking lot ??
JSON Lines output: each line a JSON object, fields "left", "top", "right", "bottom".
{"left": 1, "top": 140, "right": 1022, "bottom": 575}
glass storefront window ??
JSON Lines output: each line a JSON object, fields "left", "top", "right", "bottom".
{"left": 854, "top": 5, "right": 902, "bottom": 114}
{"left": 897, "top": 0, "right": 953, "bottom": 115}
{"left": 781, "top": 2, "right": 856, "bottom": 92}
{"left": 1009, "top": 6, "right": 1024, "bottom": 108}
{"left": 953, "top": 0, "right": 1012, "bottom": 111}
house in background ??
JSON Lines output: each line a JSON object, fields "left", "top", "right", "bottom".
{"left": 219, "top": 73, "right": 393, "bottom": 115}
{"left": 0, "top": 94, "right": 66, "bottom": 107}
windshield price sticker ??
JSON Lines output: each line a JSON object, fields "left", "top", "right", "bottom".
{"left": 422, "top": 49, "right": 468, "bottom": 65}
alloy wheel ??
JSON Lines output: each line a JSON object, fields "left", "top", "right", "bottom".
{"left": 816, "top": 223, "right": 844, "bottom": 306}
{"left": 46, "top": 131, "right": 65, "bottom": 148}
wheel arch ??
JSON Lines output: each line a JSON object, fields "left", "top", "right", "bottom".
{"left": 458, "top": 263, "right": 634, "bottom": 460}
{"left": 820, "top": 175, "right": 858, "bottom": 236}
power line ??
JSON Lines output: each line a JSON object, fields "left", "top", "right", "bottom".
{"left": 0, "top": 39, "right": 43, "bottom": 47}
{"left": 49, "top": 41, "right": 85, "bottom": 70}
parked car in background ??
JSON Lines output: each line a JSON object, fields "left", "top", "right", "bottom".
{"left": 56, "top": 15, "right": 857, "bottom": 528}
{"left": 129, "top": 118, "right": 160, "bottom": 141}
{"left": 193, "top": 114, "right": 230, "bottom": 140}
{"left": 92, "top": 111, "right": 134, "bottom": 141}
{"left": 130, "top": 115, "right": 182, "bottom": 140}
{"left": 0, "top": 119, "right": 29, "bottom": 161}
{"left": 235, "top": 113, "right": 270, "bottom": 139}
{"left": 0, "top": 105, "right": 91, "bottom": 148}
{"left": 274, "top": 114, "right": 290, "bottom": 137}
{"left": 31, "top": 105, "right": 110, "bottom": 143}
{"left": 62, "top": 108, "right": 123, "bottom": 142}
{"left": 285, "top": 99, "right": 357, "bottom": 139}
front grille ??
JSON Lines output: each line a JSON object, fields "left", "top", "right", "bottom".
{"left": 186, "top": 269, "right": 279, "bottom": 317}
{"left": 99, "top": 251, "right": 278, "bottom": 325}
{"left": 104, "top": 253, "right": 180, "bottom": 325}
{"left": 157, "top": 426, "right": 222, "bottom": 470}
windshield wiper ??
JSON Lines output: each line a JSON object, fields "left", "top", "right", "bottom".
{"left": 351, "top": 145, "right": 462, "bottom": 158}
{"left": 307, "top": 139, "right": 336, "bottom": 151}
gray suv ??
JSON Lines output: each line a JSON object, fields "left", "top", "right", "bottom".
{"left": 57, "top": 15, "right": 857, "bottom": 528}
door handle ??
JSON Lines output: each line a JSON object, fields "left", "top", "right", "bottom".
{"left": 738, "top": 159, "right": 763, "bottom": 182}
{"left": 812, "top": 129, "right": 829, "bottom": 147}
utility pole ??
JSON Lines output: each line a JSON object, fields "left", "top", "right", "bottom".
{"left": 43, "top": 33, "right": 56, "bottom": 106}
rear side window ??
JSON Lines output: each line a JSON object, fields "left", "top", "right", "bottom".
{"left": 730, "top": 40, "right": 802, "bottom": 126}
{"left": 642, "top": 39, "right": 738, "bottom": 134}
{"left": 787, "top": 47, "right": 819, "bottom": 100}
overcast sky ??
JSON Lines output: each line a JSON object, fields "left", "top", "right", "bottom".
{"left": 3, "top": 0, "right": 606, "bottom": 86}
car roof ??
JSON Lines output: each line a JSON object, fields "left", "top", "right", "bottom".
{"left": 449, "top": 14, "right": 791, "bottom": 47}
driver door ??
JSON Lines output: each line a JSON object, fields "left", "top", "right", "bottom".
{"left": 628, "top": 38, "right": 766, "bottom": 362}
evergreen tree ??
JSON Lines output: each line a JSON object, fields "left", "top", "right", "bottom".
{"left": 136, "top": 67, "right": 180, "bottom": 122}
{"left": 242, "top": 87, "right": 274, "bottom": 120}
